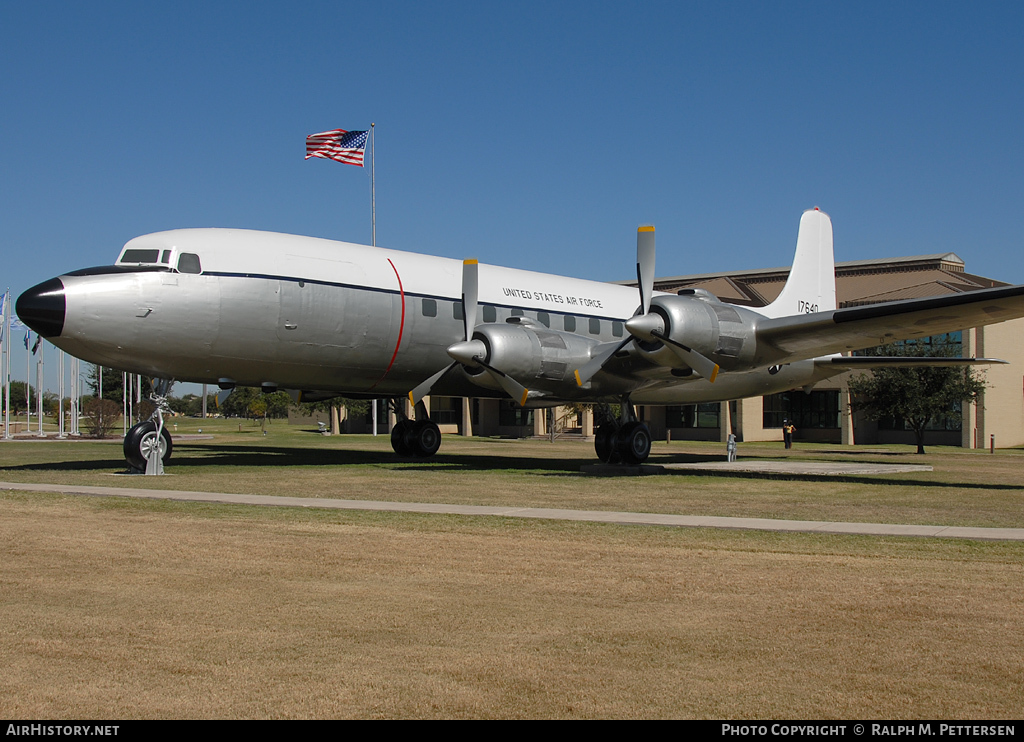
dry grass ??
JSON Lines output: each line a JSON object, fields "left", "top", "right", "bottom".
{"left": 2, "top": 425, "right": 1024, "bottom": 718}
{"left": 1, "top": 491, "right": 1022, "bottom": 719}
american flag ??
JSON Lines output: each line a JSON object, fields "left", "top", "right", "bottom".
{"left": 305, "top": 128, "right": 368, "bottom": 167}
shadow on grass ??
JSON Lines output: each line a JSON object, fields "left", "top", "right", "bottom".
{"left": 4, "top": 442, "right": 1023, "bottom": 491}
{"left": 0, "top": 442, "right": 592, "bottom": 474}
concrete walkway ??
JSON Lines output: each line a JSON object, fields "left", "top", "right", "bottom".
{"left": 2, "top": 480, "right": 1021, "bottom": 541}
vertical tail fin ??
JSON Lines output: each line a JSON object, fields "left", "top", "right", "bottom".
{"left": 761, "top": 208, "right": 836, "bottom": 319}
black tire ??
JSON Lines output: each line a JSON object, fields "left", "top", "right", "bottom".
{"left": 412, "top": 420, "right": 442, "bottom": 458}
{"left": 595, "top": 422, "right": 620, "bottom": 463}
{"left": 124, "top": 421, "right": 173, "bottom": 471}
{"left": 616, "top": 421, "right": 652, "bottom": 465}
{"left": 391, "top": 420, "right": 415, "bottom": 456}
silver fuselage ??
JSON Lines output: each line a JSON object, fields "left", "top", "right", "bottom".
{"left": 31, "top": 228, "right": 840, "bottom": 405}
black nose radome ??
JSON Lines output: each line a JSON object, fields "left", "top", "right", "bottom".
{"left": 17, "top": 277, "right": 66, "bottom": 338}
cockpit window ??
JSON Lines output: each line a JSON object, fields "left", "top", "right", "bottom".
{"left": 177, "top": 253, "right": 202, "bottom": 274}
{"left": 121, "top": 248, "right": 160, "bottom": 264}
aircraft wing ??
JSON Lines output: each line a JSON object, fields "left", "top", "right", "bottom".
{"left": 756, "top": 283, "right": 1024, "bottom": 362}
{"left": 817, "top": 356, "right": 1007, "bottom": 368}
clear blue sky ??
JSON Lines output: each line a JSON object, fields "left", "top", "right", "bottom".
{"left": 3, "top": 1, "right": 1023, "bottom": 392}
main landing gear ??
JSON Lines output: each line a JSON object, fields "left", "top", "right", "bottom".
{"left": 594, "top": 398, "right": 652, "bottom": 465}
{"left": 389, "top": 399, "right": 442, "bottom": 458}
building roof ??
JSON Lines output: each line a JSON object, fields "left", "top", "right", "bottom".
{"left": 626, "top": 253, "right": 1008, "bottom": 308}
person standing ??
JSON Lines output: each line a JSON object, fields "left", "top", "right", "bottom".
{"left": 783, "top": 419, "right": 796, "bottom": 449}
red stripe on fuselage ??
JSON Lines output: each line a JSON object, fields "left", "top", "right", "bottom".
{"left": 367, "top": 258, "right": 405, "bottom": 391}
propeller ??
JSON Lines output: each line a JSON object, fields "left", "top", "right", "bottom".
{"left": 574, "top": 225, "right": 720, "bottom": 386}
{"left": 408, "top": 259, "right": 531, "bottom": 407}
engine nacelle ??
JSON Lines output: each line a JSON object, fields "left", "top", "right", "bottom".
{"left": 637, "top": 294, "right": 758, "bottom": 371}
{"left": 470, "top": 322, "right": 597, "bottom": 392}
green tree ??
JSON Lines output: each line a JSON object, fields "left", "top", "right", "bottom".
{"left": 848, "top": 339, "right": 987, "bottom": 454}
{"left": 88, "top": 366, "right": 154, "bottom": 403}
{"left": 7, "top": 381, "right": 35, "bottom": 414}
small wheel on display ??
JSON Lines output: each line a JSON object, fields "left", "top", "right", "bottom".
{"left": 124, "top": 421, "right": 173, "bottom": 471}
{"left": 391, "top": 420, "right": 415, "bottom": 456}
{"left": 595, "top": 422, "right": 620, "bottom": 463}
{"left": 615, "top": 421, "right": 652, "bottom": 465}
{"left": 412, "top": 420, "right": 442, "bottom": 458}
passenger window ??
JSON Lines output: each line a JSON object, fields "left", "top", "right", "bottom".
{"left": 422, "top": 298, "right": 437, "bottom": 317}
{"left": 612, "top": 321, "right": 624, "bottom": 337}
{"left": 589, "top": 318, "right": 601, "bottom": 335}
{"left": 537, "top": 312, "right": 550, "bottom": 327}
{"left": 564, "top": 316, "right": 576, "bottom": 332}
{"left": 483, "top": 305, "right": 497, "bottom": 323}
{"left": 453, "top": 302, "right": 464, "bottom": 321}
{"left": 511, "top": 308, "right": 524, "bottom": 317}
{"left": 177, "top": 253, "right": 202, "bottom": 274}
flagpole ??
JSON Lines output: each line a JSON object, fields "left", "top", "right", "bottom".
{"left": 36, "top": 341, "right": 44, "bottom": 437}
{"left": 371, "top": 122, "right": 376, "bottom": 247}
{"left": 2, "top": 290, "right": 9, "bottom": 439}
{"left": 58, "top": 349, "right": 65, "bottom": 438}
{"left": 370, "top": 123, "right": 378, "bottom": 435}
{"left": 26, "top": 332, "right": 31, "bottom": 431}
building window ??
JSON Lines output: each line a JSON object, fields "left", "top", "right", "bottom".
{"left": 498, "top": 400, "right": 534, "bottom": 427}
{"left": 763, "top": 391, "right": 840, "bottom": 429}
{"left": 666, "top": 403, "right": 720, "bottom": 428}
{"left": 430, "top": 396, "right": 460, "bottom": 425}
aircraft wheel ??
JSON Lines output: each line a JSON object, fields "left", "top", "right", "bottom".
{"left": 412, "top": 420, "right": 442, "bottom": 458}
{"left": 124, "top": 421, "right": 173, "bottom": 471}
{"left": 595, "top": 423, "right": 621, "bottom": 464}
{"left": 391, "top": 420, "right": 415, "bottom": 456}
{"left": 615, "top": 421, "right": 652, "bottom": 465}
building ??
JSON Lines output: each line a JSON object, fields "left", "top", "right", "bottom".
{"left": 635, "top": 252, "right": 1024, "bottom": 449}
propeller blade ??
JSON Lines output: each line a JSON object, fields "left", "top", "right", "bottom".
{"left": 574, "top": 337, "right": 632, "bottom": 387}
{"left": 462, "top": 259, "right": 478, "bottom": 341}
{"left": 652, "top": 330, "right": 720, "bottom": 382}
{"left": 216, "top": 389, "right": 233, "bottom": 407}
{"left": 408, "top": 362, "right": 456, "bottom": 407}
{"left": 475, "top": 358, "right": 530, "bottom": 407}
{"left": 636, "top": 225, "right": 655, "bottom": 316}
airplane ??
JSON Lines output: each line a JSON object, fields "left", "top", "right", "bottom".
{"left": 16, "top": 208, "right": 1024, "bottom": 470}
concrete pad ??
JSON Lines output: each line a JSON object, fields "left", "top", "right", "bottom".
{"left": 2, "top": 480, "right": 1022, "bottom": 541}
{"left": 663, "top": 460, "right": 933, "bottom": 475}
